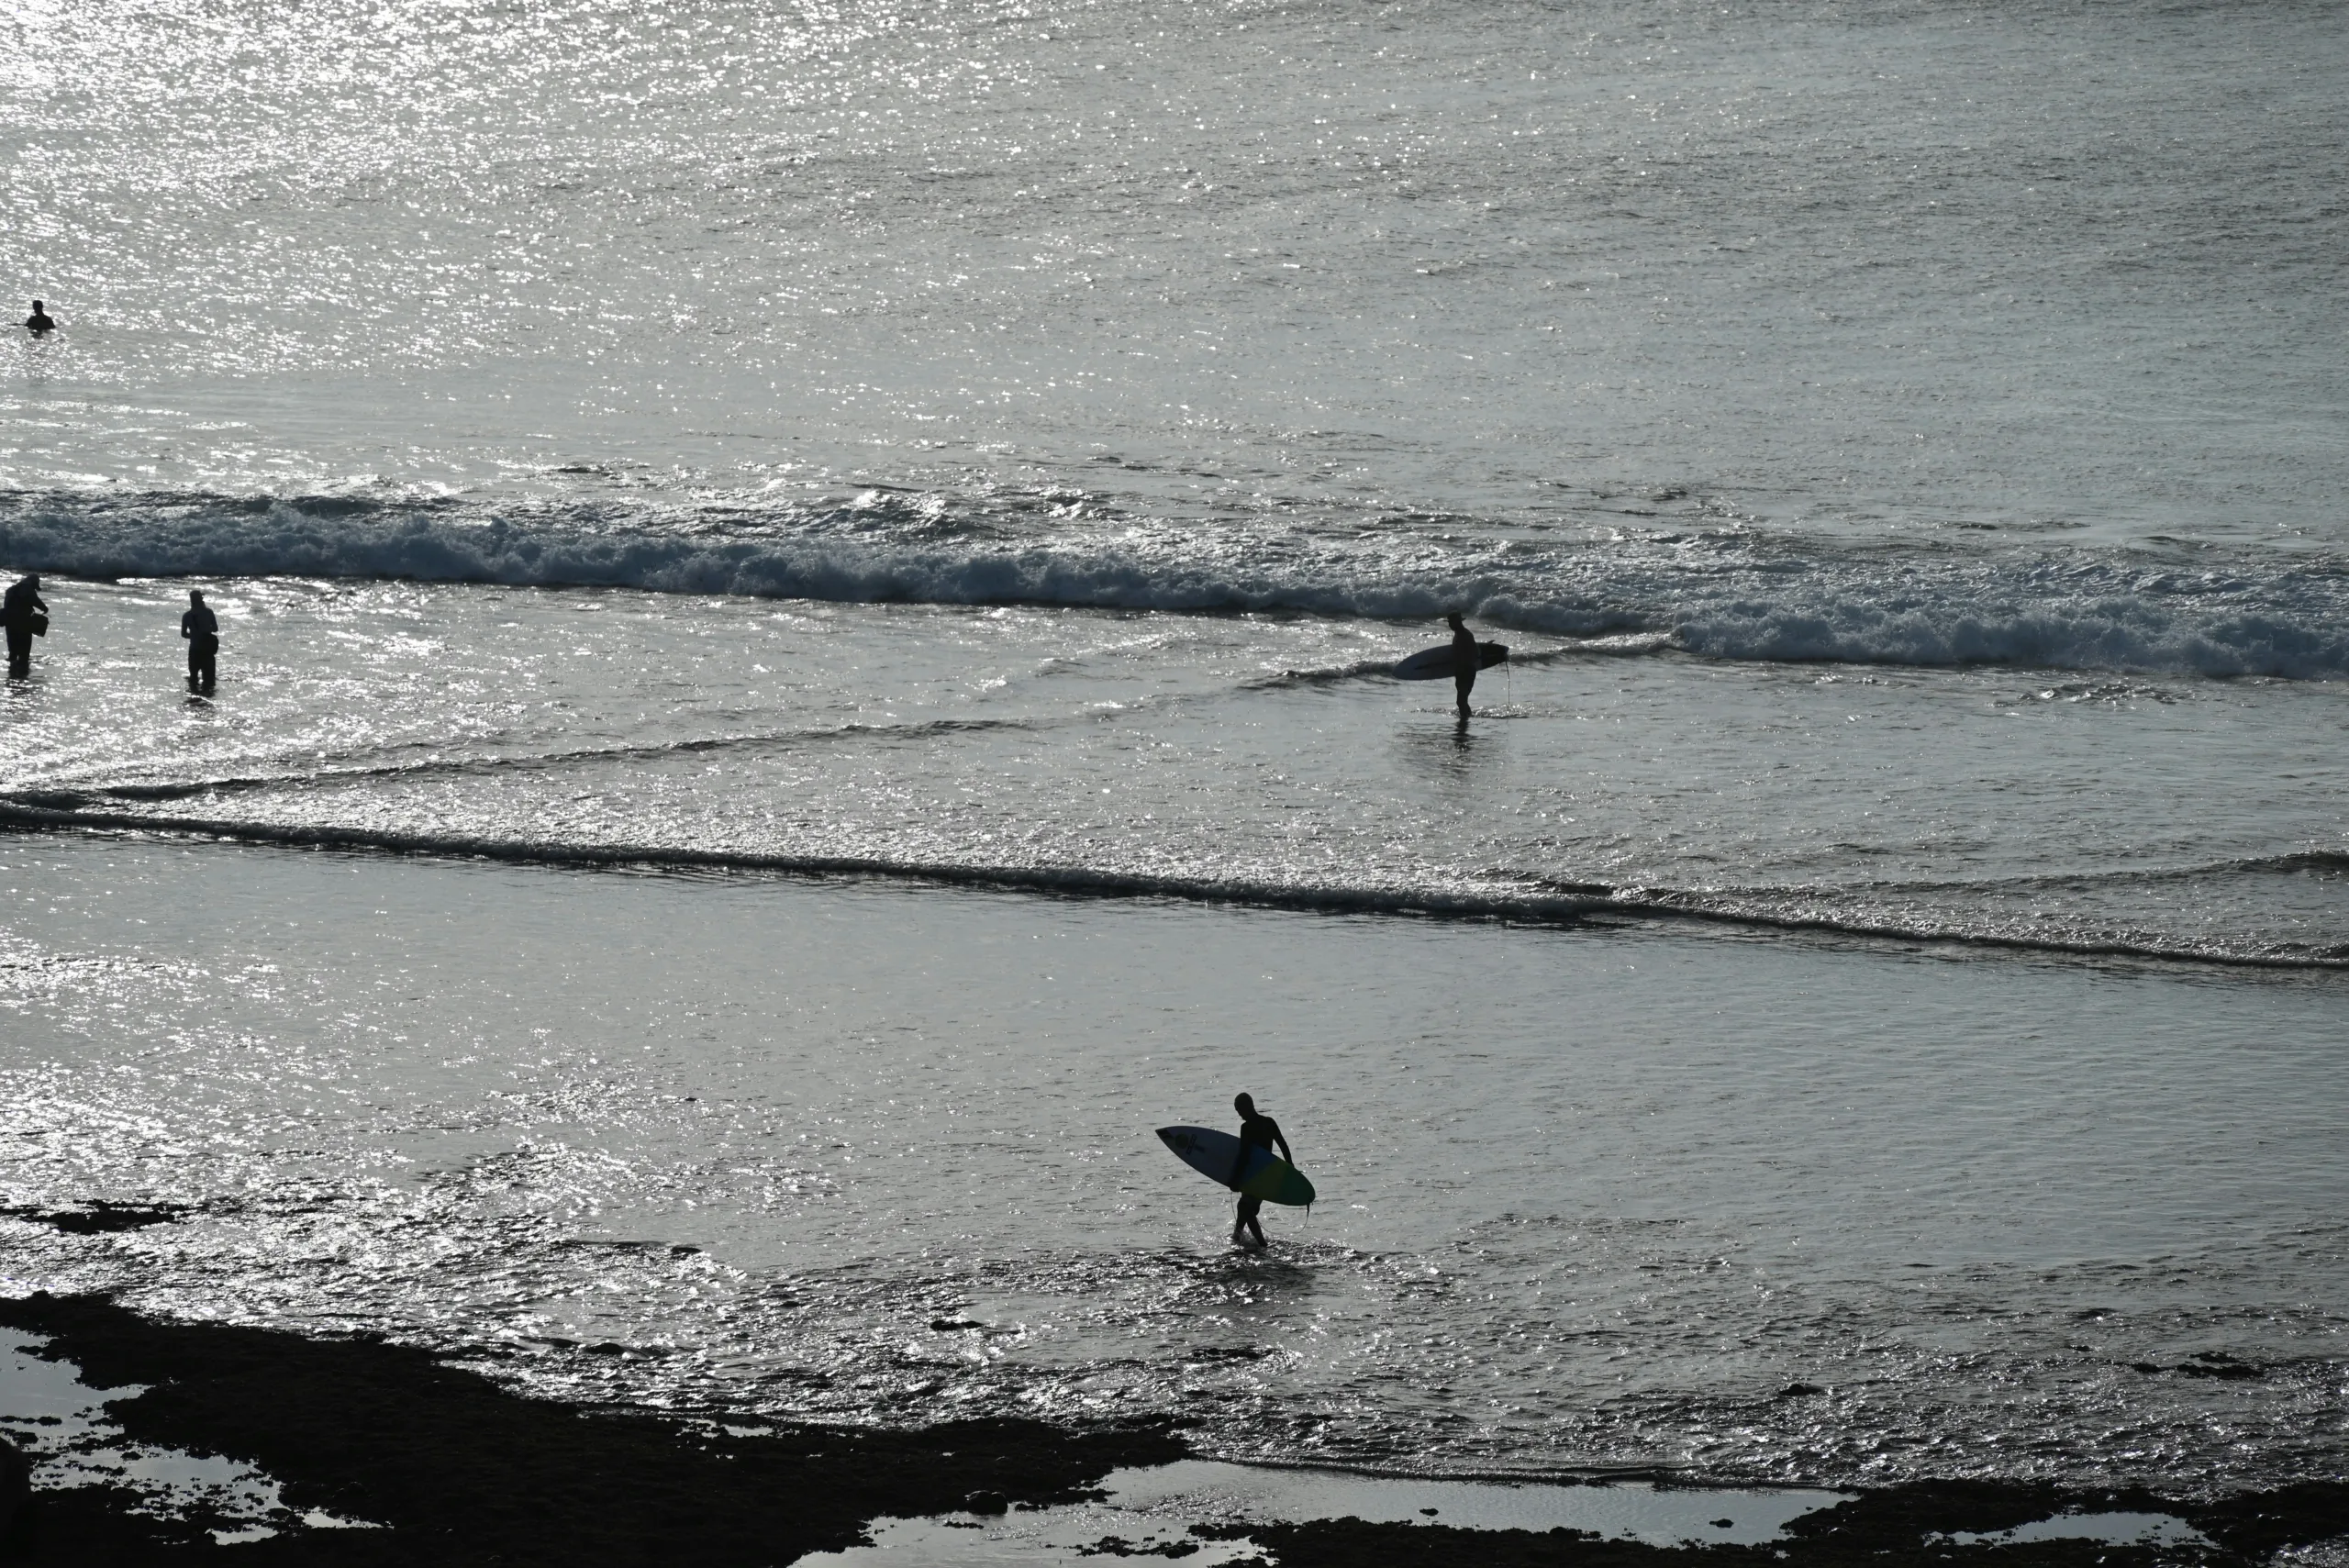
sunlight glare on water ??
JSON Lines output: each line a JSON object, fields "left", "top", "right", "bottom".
{"left": 0, "top": 0, "right": 2344, "bottom": 1511}
{"left": 0, "top": 839, "right": 2343, "bottom": 1489}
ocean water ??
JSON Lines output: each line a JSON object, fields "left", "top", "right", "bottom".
{"left": 2, "top": 839, "right": 2346, "bottom": 1496}
{"left": 2, "top": 0, "right": 2345, "bottom": 1509}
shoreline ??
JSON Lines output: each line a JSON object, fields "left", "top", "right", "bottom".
{"left": 1, "top": 1294, "right": 2342, "bottom": 1565}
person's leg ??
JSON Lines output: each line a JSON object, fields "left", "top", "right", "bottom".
{"left": 1454, "top": 670, "right": 1474, "bottom": 716}
{"left": 198, "top": 641, "right": 217, "bottom": 689}
{"left": 188, "top": 640, "right": 202, "bottom": 689}
{"left": 6, "top": 632, "right": 28, "bottom": 679}
{"left": 1234, "top": 1194, "right": 1264, "bottom": 1246}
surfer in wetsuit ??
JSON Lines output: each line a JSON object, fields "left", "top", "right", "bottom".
{"left": 181, "top": 588, "right": 218, "bottom": 692}
{"left": 1229, "top": 1093, "right": 1293, "bottom": 1251}
{"left": 3, "top": 573, "right": 46, "bottom": 680}
{"left": 24, "top": 301, "right": 54, "bottom": 336}
{"left": 1446, "top": 610, "right": 1479, "bottom": 717}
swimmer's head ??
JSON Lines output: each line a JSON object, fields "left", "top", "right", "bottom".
{"left": 1234, "top": 1093, "right": 1255, "bottom": 1116}
{"left": 190, "top": 589, "right": 205, "bottom": 604}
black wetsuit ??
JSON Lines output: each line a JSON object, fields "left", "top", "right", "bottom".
{"left": 1230, "top": 1108, "right": 1290, "bottom": 1247}
{"left": 2, "top": 579, "right": 46, "bottom": 679}
{"left": 1451, "top": 621, "right": 1479, "bottom": 716}
{"left": 24, "top": 309, "right": 54, "bottom": 336}
{"left": 182, "top": 602, "right": 219, "bottom": 689}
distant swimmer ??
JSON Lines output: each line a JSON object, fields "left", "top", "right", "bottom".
{"left": 3, "top": 573, "right": 48, "bottom": 681}
{"left": 23, "top": 301, "right": 54, "bottom": 336}
{"left": 1229, "top": 1093, "right": 1293, "bottom": 1251}
{"left": 181, "top": 588, "right": 218, "bottom": 693}
{"left": 1446, "top": 610, "right": 1479, "bottom": 718}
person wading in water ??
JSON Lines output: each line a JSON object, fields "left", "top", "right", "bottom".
{"left": 3, "top": 574, "right": 47, "bottom": 681}
{"left": 181, "top": 589, "right": 219, "bottom": 692}
{"left": 1228, "top": 1093, "right": 1294, "bottom": 1251}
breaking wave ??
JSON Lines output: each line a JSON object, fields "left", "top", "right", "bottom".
{"left": 4, "top": 488, "right": 2346, "bottom": 681}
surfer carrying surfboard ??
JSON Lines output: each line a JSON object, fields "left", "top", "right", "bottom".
{"left": 1446, "top": 611, "right": 1479, "bottom": 717}
{"left": 1230, "top": 1094, "right": 1293, "bottom": 1250}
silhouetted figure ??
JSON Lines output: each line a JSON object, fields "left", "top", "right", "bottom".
{"left": 2, "top": 574, "right": 47, "bottom": 680}
{"left": 1229, "top": 1093, "right": 1293, "bottom": 1251}
{"left": 23, "top": 301, "right": 53, "bottom": 336}
{"left": 1447, "top": 610, "right": 1478, "bottom": 717}
{"left": 181, "top": 588, "right": 218, "bottom": 692}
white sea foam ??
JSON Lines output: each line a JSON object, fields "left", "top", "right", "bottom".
{"left": 5, "top": 491, "right": 2344, "bottom": 681}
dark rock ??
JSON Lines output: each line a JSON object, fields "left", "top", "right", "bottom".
{"left": 0, "top": 1202, "right": 189, "bottom": 1235}
{"left": 1078, "top": 1537, "right": 1199, "bottom": 1559}
{"left": 1782, "top": 1479, "right": 2095, "bottom": 1546}
{"left": 2176, "top": 1358, "right": 2261, "bottom": 1380}
{"left": 2188, "top": 1480, "right": 2349, "bottom": 1559}
{"left": 0, "top": 1292, "right": 1183, "bottom": 1566}
{"left": 0, "top": 1435, "right": 26, "bottom": 1534}
{"left": 965, "top": 1490, "right": 1008, "bottom": 1515}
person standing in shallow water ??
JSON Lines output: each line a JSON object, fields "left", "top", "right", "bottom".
{"left": 181, "top": 589, "right": 219, "bottom": 692}
{"left": 1229, "top": 1093, "right": 1294, "bottom": 1251}
{"left": 23, "top": 301, "right": 54, "bottom": 336}
{"left": 1447, "top": 610, "right": 1479, "bottom": 718}
{"left": 2, "top": 574, "right": 46, "bottom": 681}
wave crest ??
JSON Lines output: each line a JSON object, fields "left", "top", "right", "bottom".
{"left": 5, "top": 489, "right": 2345, "bottom": 681}
{"left": 5, "top": 799, "right": 2342, "bottom": 970}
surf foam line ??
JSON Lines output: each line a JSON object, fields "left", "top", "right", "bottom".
{"left": 4, "top": 717, "right": 1042, "bottom": 806}
{"left": 6, "top": 490, "right": 2349, "bottom": 680}
{"left": 4, "top": 801, "right": 2342, "bottom": 973}
{"left": 1662, "top": 848, "right": 2349, "bottom": 899}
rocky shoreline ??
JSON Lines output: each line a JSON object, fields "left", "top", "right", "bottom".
{"left": 0, "top": 1293, "right": 2340, "bottom": 1566}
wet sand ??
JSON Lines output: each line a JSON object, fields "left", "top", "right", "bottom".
{"left": 2, "top": 1291, "right": 2343, "bottom": 1565}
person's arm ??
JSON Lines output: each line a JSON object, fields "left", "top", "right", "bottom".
{"left": 182, "top": 613, "right": 193, "bottom": 639}
{"left": 1272, "top": 1121, "right": 1293, "bottom": 1166}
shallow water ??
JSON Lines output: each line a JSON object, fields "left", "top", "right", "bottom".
{"left": 0, "top": 835, "right": 2341, "bottom": 1492}
{"left": 6, "top": 582, "right": 2345, "bottom": 963}
{"left": 802, "top": 1462, "right": 1854, "bottom": 1562}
